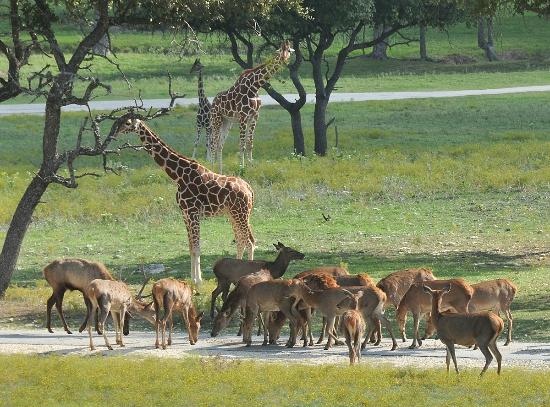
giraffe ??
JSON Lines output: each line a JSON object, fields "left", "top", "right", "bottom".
{"left": 209, "top": 40, "right": 294, "bottom": 173}
{"left": 116, "top": 119, "right": 255, "bottom": 284}
{"left": 190, "top": 59, "right": 212, "bottom": 160}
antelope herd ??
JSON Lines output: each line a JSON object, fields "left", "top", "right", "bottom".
{"left": 41, "top": 245, "right": 517, "bottom": 376}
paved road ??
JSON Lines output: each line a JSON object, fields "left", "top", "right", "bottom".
{"left": 1, "top": 328, "right": 548, "bottom": 370}
{"left": 1, "top": 85, "right": 550, "bottom": 115}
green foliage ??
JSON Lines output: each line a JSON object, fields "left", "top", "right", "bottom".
{"left": 0, "top": 355, "right": 549, "bottom": 405}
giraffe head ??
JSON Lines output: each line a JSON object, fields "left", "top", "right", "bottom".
{"left": 116, "top": 118, "right": 142, "bottom": 135}
{"left": 278, "top": 40, "right": 295, "bottom": 63}
{"left": 190, "top": 58, "right": 204, "bottom": 74}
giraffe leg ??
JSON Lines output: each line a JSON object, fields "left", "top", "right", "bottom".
{"left": 245, "top": 111, "right": 259, "bottom": 162}
{"left": 238, "top": 119, "right": 247, "bottom": 169}
{"left": 205, "top": 123, "right": 212, "bottom": 161}
{"left": 209, "top": 111, "right": 223, "bottom": 169}
{"left": 183, "top": 210, "right": 202, "bottom": 285}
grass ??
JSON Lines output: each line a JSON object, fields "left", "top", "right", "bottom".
{"left": 0, "top": 355, "right": 549, "bottom": 406}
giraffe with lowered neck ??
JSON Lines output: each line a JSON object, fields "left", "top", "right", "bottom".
{"left": 209, "top": 40, "right": 294, "bottom": 173}
{"left": 116, "top": 119, "right": 255, "bottom": 284}
{"left": 190, "top": 59, "right": 212, "bottom": 160}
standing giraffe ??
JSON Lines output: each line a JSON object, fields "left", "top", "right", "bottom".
{"left": 209, "top": 40, "right": 294, "bottom": 172}
{"left": 116, "top": 119, "right": 255, "bottom": 284}
{"left": 190, "top": 59, "right": 212, "bottom": 160}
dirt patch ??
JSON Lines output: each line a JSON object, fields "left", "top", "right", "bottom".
{"left": 0, "top": 329, "right": 549, "bottom": 371}
{"left": 499, "top": 50, "right": 530, "bottom": 61}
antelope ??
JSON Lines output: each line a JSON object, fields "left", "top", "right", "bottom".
{"left": 44, "top": 258, "right": 122, "bottom": 335}
{"left": 152, "top": 278, "right": 204, "bottom": 349}
{"left": 336, "top": 273, "right": 375, "bottom": 287}
{"left": 243, "top": 279, "right": 309, "bottom": 347}
{"left": 293, "top": 266, "right": 349, "bottom": 280}
{"left": 469, "top": 279, "right": 517, "bottom": 346}
{"left": 423, "top": 284, "right": 504, "bottom": 376}
{"left": 85, "top": 279, "right": 155, "bottom": 351}
{"left": 376, "top": 267, "right": 436, "bottom": 341}
{"left": 397, "top": 279, "right": 474, "bottom": 349}
{"left": 210, "top": 242, "right": 304, "bottom": 317}
{"left": 340, "top": 306, "right": 366, "bottom": 365}
{"left": 290, "top": 282, "right": 360, "bottom": 350}
{"left": 210, "top": 269, "right": 273, "bottom": 337}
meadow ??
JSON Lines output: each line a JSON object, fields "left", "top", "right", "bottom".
{"left": 0, "top": 12, "right": 549, "bottom": 406}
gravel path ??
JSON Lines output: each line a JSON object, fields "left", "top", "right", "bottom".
{"left": 1, "top": 329, "right": 548, "bottom": 370}
{"left": 2, "top": 85, "right": 550, "bottom": 115}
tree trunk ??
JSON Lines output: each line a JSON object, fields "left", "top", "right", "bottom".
{"left": 0, "top": 176, "right": 49, "bottom": 296}
{"left": 313, "top": 96, "right": 329, "bottom": 155}
{"left": 419, "top": 25, "right": 428, "bottom": 60}
{"left": 370, "top": 25, "right": 390, "bottom": 60}
{"left": 477, "top": 17, "right": 486, "bottom": 49}
{"left": 289, "top": 109, "right": 305, "bottom": 156}
{"left": 485, "top": 17, "right": 498, "bottom": 61}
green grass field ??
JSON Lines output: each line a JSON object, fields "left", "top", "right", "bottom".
{"left": 0, "top": 355, "right": 549, "bottom": 406}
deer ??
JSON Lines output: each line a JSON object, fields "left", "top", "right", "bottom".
{"left": 340, "top": 304, "right": 366, "bottom": 365}
{"left": 423, "top": 284, "right": 504, "bottom": 376}
{"left": 376, "top": 267, "right": 436, "bottom": 342}
{"left": 336, "top": 273, "right": 375, "bottom": 287}
{"left": 152, "top": 278, "right": 204, "bottom": 349}
{"left": 85, "top": 279, "right": 155, "bottom": 351}
{"left": 242, "top": 279, "right": 310, "bottom": 347}
{"left": 210, "top": 242, "right": 304, "bottom": 318}
{"left": 396, "top": 278, "right": 474, "bottom": 349}
{"left": 211, "top": 269, "right": 276, "bottom": 338}
{"left": 44, "top": 258, "right": 126, "bottom": 335}
{"left": 468, "top": 279, "right": 517, "bottom": 346}
{"left": 293, "top": 266, "right": 349, "bottom": 280}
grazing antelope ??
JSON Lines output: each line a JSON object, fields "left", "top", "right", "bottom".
{"left": 85, "top": 279, "right": 154, "bottom": 351}
{"left": 243, "top": 279, "right": 309, "bottom": 347}
{"left": 293, "top": 266, "right": 349, "bottom": 280}
{"left": 336, "top": 273, "right": 375, "bottom": 287}
{"left": 376, "top": 268, "right": 436, "bottom": 342}
{"left": 397, "top": 279, "right": 473, "bottom": 349}
{"left": 44, "top": 258, "right": 122, "bottom": 335}
{"left": 211, "top": 269, "right": 276, "bottom": 337}
{"left": 211, "top": 242, "right": 304, "bottom": 317}
{"left": 423, "top": 284, "right": 504, "bottom": 376}
{"left": 469, "top": 279, "right": 517, "bottom": 346}
{"left": 340, "top": 305, "right": 366, "bottom": 365}
{"left": 152, "top": 278, "right": 204, "bottom": 349}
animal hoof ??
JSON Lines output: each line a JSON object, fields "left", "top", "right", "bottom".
{"left": 504, "top": 341, "right": 511, "bottom": 346}
{"left": 245, "top": 343, "right": 251, "bottom": 347}
{"left": 323, "top": 346, "right": 330, "bottom": 351}
{"left": 107, "top": 346, "right": 113, "bottom": 350}
{"left": 409, "top": 345, "right": 417, "bottom": 350}
{"left": 119, "top": 344, "right": 125, "bottom": 348}
{"left": 390, "top": 344, "right": 398, "bottom": 351}
{"left": 262, "top": 341, "right": 268, "bottom": 346}
{"left": 48, "top": 329, "right": 54, "bottom": 334}
{"left": 162, "top": 345, "right": 167, "bottom": 350}
{"left": 90, "top": 347, "right": 95, "bottom": 351}
{"left": 190, "top": 341, "right": 196, "bottom": 345}
{"left": 66, "top": 330, "right": 73, "bottom": 335}
{"left": 155, "top": 344, "right": 160, "bottom": 349}
{"left": 167, "top": 340, "right": 172, "bottom": 346}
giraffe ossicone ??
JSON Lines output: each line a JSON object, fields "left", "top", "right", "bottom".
{"left": 116, "top": 118, "right": 255, "bottom": 284}
{"left": 209, "top": 40, "right": 294, "bottom": 173}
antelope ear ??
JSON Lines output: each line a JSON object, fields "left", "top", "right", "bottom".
{"left": 422, "top": 285, "right": 434, "bottom": 295}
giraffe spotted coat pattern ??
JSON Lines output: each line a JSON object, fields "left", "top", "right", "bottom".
{"left": 209, "top": 41, "right": 294, "bottom": 172}
{"left": 190, "top": 59, "right": 212, "bottom": 160}
{"left": 117, "top": 119, "right": 255, "bottom": 284}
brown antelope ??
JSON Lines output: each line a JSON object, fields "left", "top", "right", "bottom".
{"left": 211, "top": 242, "right": 304, "bottom": 317}
{"left": 469, "top": 279, "right": 517, "bottom": 346}
{"left": 85, "top": 279, "right": 154, "bottom": 351}
{"left": 210, "top": 269, "right": 273, "bottom": 337}
{"left": 336, "top": 273, "right": 375, "bottom": 287}
{"left": 43, "top": 258, "right": 117, "bottom": 334}
{"left": 293, "top": 266, "right": 349, "bottom": 280}
{"left": 243, "top": 279, "right": 309, "bottom": 347}
{"left": 376, "top": 267, "right": 436, "bottom": 341}
{"left": 423, "top": 284, "right": 504, "bottom": 376}
{"left": 152, "top": 278, "right": 204, "bottom": 349}
{"left": 291, "top": 282, "right": 360, "bottom": 350}
{"left": 340, "top": 307, "right": 366, "bottom": 365}
{"left": 397, "top": 279, "right": 473, "bottom": 349}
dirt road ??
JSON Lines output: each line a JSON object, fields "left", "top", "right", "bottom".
{"left": 0, "top": 328, "right": 548, "bottom": 370}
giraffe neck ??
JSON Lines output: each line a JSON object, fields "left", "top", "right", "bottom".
{"left": 135, "top": 123, "right": 193, "bottom": 181}
{"left": 245, "top": 52, "right": 285, "bottom": 92}
{"left": 197, "top": 70, "right": 207, "bottom": 101}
